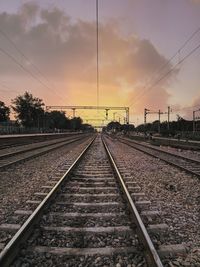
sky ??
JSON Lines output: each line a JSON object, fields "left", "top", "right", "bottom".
{"left": 0, "top": 0, "right": 200, "bottom": 125}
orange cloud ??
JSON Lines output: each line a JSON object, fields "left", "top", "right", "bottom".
{"left": 0, "top": 2, "right": 177, "bottom": 122}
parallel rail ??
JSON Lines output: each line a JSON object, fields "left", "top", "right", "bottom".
{"left": 0, "top": 135, "right": 82, "bottom": 160}
{"left": 0, "top": 136, "right": 96, "bottom": 266}
{"left": 0, "top": 135, "right": 91, "bottom": 170}
{"left": 116, "top": 136, "right": 200, "bottom": 179}
{"left": 0, "top": 135, "right": 163, "bottom": 267}
{"left": 102, "top": 137, "right": 163, "bottom": 267}
{"left": 0, "top": 133, "right": 83, "bottom": 150}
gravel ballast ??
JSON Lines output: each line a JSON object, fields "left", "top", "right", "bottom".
{"left": 0, "top": 136, "right": 92, "bottom": 225}
{"left": 9, "top": 135, "right": 147, "bottom": 267}
{"left": 105, "top": 135, "right": 200, "bottom": 267}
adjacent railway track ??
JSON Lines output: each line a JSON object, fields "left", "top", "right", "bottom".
{"left": 0, "top": 133, "right": 83, "bottom": 150}
{"left": 0, "top": 134, "right": 91, "bottom": 170}
{"left": 115, "top": 136, "right": 200, "bottom": 179}
{"left": 0, "top": 134, "right": 166, "bottom": 267}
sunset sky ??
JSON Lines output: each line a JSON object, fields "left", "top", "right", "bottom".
{"left": 0, "top": 0, "right": 200, "bottom": 125}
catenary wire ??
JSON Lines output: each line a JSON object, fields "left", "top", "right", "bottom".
{"left": 127, "top": 26, "right": 200, "bottom": 107}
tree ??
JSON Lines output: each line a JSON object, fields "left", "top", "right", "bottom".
{"left": 106, "top": 121, "right": 121, "bottom": 132}
{"left": 70, "top": 117, "right": 83, "bottom": 130}
{"left": 80, "top": 123, "right": 94, "bottom": 132}
{"left": 121, "top": 123, "right": 135, "bottom": 133}
{"left": 12, "top": 92, "right": 44, "bottom": 128}
{"left": 45, "top": 111, "right": 70, "bottom": 129}
{"left": 0, "top": 101, "right": 10, "bottom": 122}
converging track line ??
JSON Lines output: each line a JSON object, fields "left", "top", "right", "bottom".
{"left": 0, "top": 134, "right": 91, "bottom": 170}
{"left": 116, "top": 136, "right": 200, "bottom": 179}
{"left": 0, "top": 134, "right": 164, "bottom": 267}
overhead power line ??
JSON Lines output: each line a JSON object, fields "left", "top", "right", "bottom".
{"left": 173, "top": 104, "right": 200, "bottom": 113}
{"left": 150, "top": 26, "right": 200, "bottom": 81}
{"left": 128, "top": 26, "right": 200, "bottom": 107}
{"left": 96, "top": 0, "right": 99, "bottom": 107}
{"left": 0, "top": 29, "right": 71, "bottom": 104}
{"left": 130, "top": 41, "right": 200, "bottom": 108}
{"left": 0, "top": 29, "right": 49, "bottom": 84}
{"left": 0, "top": 46, "right": 54, "bottom": 91}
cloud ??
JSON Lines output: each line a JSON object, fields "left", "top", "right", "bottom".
{"left": 0, "top": 2, "right": 177, "bottom": 113}
{"left": 181, "top": 95, "right": 200, "bottom": 119}
{"left": 190, "top": 0, "right": 200, "bottom": 4}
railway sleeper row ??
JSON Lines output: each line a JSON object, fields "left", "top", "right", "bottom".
{"left": 103, "top": 136, "right": 189, "bottom": 265}
{"left": 116, "top": 136, "right": 200, "bottom": 179}
{"left": 0, "top": 135, "right": 187, "bottom": 267}
{"left": 0, "top": 135, "right": 90, "bottom": 170}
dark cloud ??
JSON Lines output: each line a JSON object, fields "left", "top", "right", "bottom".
{"left": 0, "top": 2, "right": 177, "bottom": 111}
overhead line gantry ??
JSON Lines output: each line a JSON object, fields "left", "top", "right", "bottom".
{"left": 46, "top": 105, "right": 130, "bottom": 124}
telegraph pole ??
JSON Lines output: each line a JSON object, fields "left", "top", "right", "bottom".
{"left": 113, "top": 112, "right": 116, "bottom": 121}
{"left": 167, "top": 106, "right": 170, "bottom": 132}
{"left": 144, "top": 108, "right": 168, "bottom": 134}
{"left": 126, "top": 107, "right": 130, "bottom": 124}
{"left": 158, "top": 110, "right": 161, "bottom": 134}
{"left": 193, "top": 110, "right": 196, "bottom": 133}
{"left": 193, "top": 109, "right": 200, "bottom": 133}
{"left": 144, "top": 108, "right": 148, "bottom": 125}
{"left": 72, "top": 108, "right": 76, "bottom": 118}
{"left": 105, "top": 109, "right": 109, "bottom": 120}
{"left": 144, "top": 108, "right": 148, "bottom": 134}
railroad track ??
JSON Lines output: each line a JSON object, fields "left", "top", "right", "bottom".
{"left": 115, "top": 136, "right": 200, "bottom": 179}
{"left": 0, "top": 133, "right": 78, "bottom": 150}
{"left": 0, "top": 134, "right": 168, "bottom": 267}
{"left": 0, "top": 134, "right": 91, "bottom": 170}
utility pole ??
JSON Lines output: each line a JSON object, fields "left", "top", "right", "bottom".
{"left": 126, "top": 107, "right": 130, "bottom": 124}
{"left": 105, "top": 109, "right": 109, "bottom": 120}
{"left": 144, "top": 108, "right": 148, "bottom": 125}
{"left": 193, "top": 110, "right": 195, "bottom": 133}
{"left": 158, "top": 109, "right": 168, "bottom": 134}
{"left": 158, "top": 110, "right": 161, "bottom": 134}
{"left": 72, "top": 108, "right": 76, "bottom": 118}
{"left": 113, "top": 112, "right": 116, "bottom": 121}
{"left": 144, "top": 108, "right": 167, "bottom": 134}
{"left": 167, "top": 106, "right": 170, "bottom": 133}
{"left": 193, "top": 109, "right": 200, "bottom": 133}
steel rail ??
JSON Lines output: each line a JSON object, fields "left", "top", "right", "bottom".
{"left": 153, "top": 136, "right": 200, "bottom": 146}
{"left": 0, "top": 133, "right": 84, "bottom": 150}
{"left": 120, "top": 137, "right": 200, "bottom": 164}
{"left": 0, "top": 135, "right": 96, "bottom": 267}
{"left": 102, "top": 136, "right": 163, "bottom": 267}
{"left": 117, "top": 137, "right": 200, "bottom": 179}
{"left": 0, "top": 134, "right": 86, "bottom": 160}
{"left": 0, "top": 135, "right": 91, "bottom": 170}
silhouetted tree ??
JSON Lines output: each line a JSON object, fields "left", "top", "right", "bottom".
{"left": 12, "top": 91, "right": 44, "bottom": 127}
{"left": 70, "top": 117, "right": 83, "bottom": 130}
{"left": 106, "top": 121, "right": 121, "bottom": 132}
{"left": 136, "top": 117, "right": 193, "bottom": 135}
{"left": 0, "top": 101, "right": 10, "bottom": 122}
{"left": 45, "top": 111, "right": 70, "bottom": 129}
{"left": 105, "top": 121, "right": 135, "bottom": 133}
{"left": 121, "top": 123, "right": 135, "bottom": 132}
{"left": 80, "top": 123, "right": 94, "bottom": 132}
